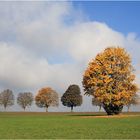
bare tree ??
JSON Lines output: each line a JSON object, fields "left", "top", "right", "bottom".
{"left": 126, "top": 94, "right": 140, "bottom": 112}
{"left": 0, "top": 89, "right": 14, "bottom": 110}
{"left": 17, "top": 92, "right": 34, "bottom": 111}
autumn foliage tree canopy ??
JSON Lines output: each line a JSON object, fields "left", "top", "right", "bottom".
{"left": 83, "top": 47, "right": 138, "bottom": 115}
{"left": 61, "top": 84, "right": 82, "bottom": 112}
{"left": 35, "top": 87, "right": 59, "bottom": 112}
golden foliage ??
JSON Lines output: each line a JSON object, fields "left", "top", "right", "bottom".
{"left": 83, "top": 47, "right": 138, "bottom": 106}
{"left": 35, "top": 87, "right": 59, "bottom": 110}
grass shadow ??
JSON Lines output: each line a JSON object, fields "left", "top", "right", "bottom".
{"left": 67, "top": 112, "right": 107, "bottom": 117}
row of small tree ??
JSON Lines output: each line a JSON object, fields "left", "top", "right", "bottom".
{"left": 0, "top": 89, "right": 33, "bottom": 110}
{"left": 35, "top": 85, "right": 82, "bottom": 112}
{"left": 0, "top": 85, "right": 82, "bottom": 112}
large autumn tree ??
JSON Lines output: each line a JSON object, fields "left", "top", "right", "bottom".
{"left": 35, "top": 87, "right": 59, "bottom": 112}
{"left": 0, "top": 89, "right": 14, "bottom": 110}
{"left": 83, "top": 47, "right": 138, "bottom": 115}
{"left": 61, "top": 84, "right": 82, "bottom": 112}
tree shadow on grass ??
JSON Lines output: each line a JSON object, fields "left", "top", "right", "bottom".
{"left": 67, "top": 112, "right": 107, "bottom": 117}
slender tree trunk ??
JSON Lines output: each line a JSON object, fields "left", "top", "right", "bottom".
{"left": 23, "top": 107, "right": 26, "bottom": 111}
{"left": 99, "top": 106, "right": 101, "bottom": 112}
{"left": 4, "top": 104, "right": 7, "bottom": 111}
{"left": 4, "top": 106, "right": 6, "bottom": 111}
{"left": 71, "top": 106, "right": 73, "bottom": 112}
{"left": 46, "top": 106, "right": 48, "bottom": 112}
{"left": 127, "top": 105, "right": 130, "bottom": 112}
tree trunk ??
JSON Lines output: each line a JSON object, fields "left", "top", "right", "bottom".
{"left": 46, "top": 106, "right": 48, "bottom": 112}
{"left": 4, "top": 106, "right": 6, "bottom": 111}
{"left": 127, "top": 105, "right": 130, "bottom": 112}
{"left": 71, "top": 106, "right": 73, "bottom": 112}
{"left": 99, "top": 106, "right": 101, "bottom": 112}
{"left": 23, "top": 107, "right": 26, "bottom": 111}
{"left": 103, "top": 104, "right": 123, "bottom": 115}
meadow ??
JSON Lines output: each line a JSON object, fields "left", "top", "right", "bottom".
{"left": 0, "top": 112, "right": 140, "bottom": 139}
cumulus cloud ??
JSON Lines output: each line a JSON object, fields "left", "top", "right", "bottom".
{"left": 0, "top": 1, "right": 140, "bottom": 111}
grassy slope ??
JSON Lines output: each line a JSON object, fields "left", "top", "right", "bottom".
{"left": 0, "top": 112, "right": 140, "bottom": 139}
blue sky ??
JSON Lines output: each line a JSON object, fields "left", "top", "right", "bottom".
{"left": 0, "top": 1, "right": 140, "bottom": 112}
{"left": 73, "top": 1, "right": 140, "bottom": 36}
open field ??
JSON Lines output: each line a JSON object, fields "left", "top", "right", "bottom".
{"left": 0, "top": 112, "right": 140, "bottom": 139}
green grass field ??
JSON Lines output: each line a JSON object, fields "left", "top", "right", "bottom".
{"left": 0, "top": 112, "right": 140, "bottom": 139}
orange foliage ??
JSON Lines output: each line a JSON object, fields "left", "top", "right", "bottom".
{"left": 83, "top": 47, "right": 138, "bottom": 106}
{"left": 35, "top": 87, "right": 59, "bottom": 111}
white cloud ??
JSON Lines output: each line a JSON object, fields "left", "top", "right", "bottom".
{"left": 0, "top": 2, "right": 140, "bottom": 112}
